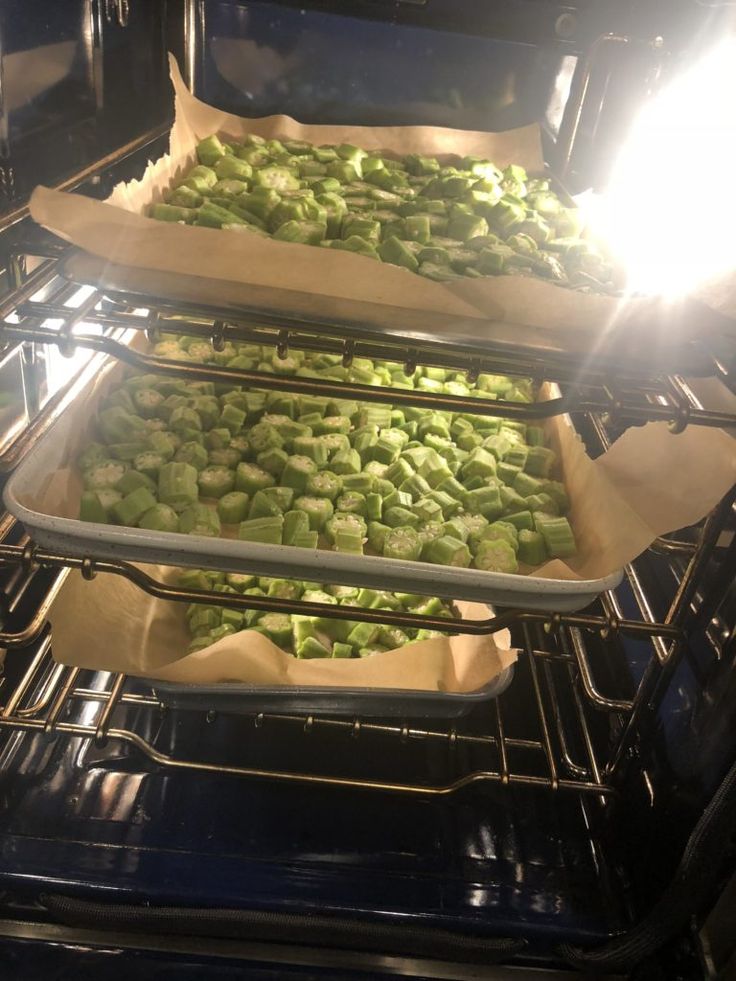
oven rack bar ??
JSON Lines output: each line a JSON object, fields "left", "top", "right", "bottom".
{"left": 0, "top": 628, "right": 616, "bottom": 799}
{"left": 4, "top": 285, "right": 736, "bottom": 431}
{"left": 0, "top": 541, "right": 684, "bottom": 642}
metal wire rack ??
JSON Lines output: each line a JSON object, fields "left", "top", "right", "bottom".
{"left": 0, "top": 236, "right": 733, "bottom": 801}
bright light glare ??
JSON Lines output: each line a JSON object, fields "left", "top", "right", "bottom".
{"left": 597, "top": 39, "right": 736, "bottom": 297}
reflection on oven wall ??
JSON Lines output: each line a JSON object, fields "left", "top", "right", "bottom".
{"left": 201, "top": 1, "right": 571, "bottom": 133}
{"left": 0, "top": 0, "right": 170, "bottom": 209}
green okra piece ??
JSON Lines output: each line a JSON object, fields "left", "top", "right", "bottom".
{"left": 248, "top": 490, "right": 283, "bottom": 519}
{"left": 366, "top": 492, "right": 383, "bottom": 521}
{"left": 412, "top": 497, "right": 443, "bottom": 523}
{"left": 197, "top": 465, "right": 235, "bottom": 499}
{"left": 424, "top": 535, "right": 472, "bottom": 568}
{"left": 441, "top": 518, "right": 469, "bottom": 543}
{"left": 524, "top": 445, "right": 556, "bottom": 477}
{"left": 174, "top": 441, "right": 208, "bottom": 472}
{"left": 256, "top": 447, "right": 289, "bottom": 477}
{"left": 377, "top": 236, "right": 419, "bottom": 271}
{"left": 83, "top": 459, "right": 128, "bottom": 492}
{"left": 368, "top": 521, "right": 391, "bottom": 553}
{"left": 111, "top": 487, "right": 158, "bottom": 527}
{"left": 513, "top": 471, "right": 545, "bottom": 497}
{"left": 524, "top": 493, "right": 559, "bottom": 516}
{"left": 517, "top": 529, "right": 548, "bottom": 566}
{"left": 238, "top": 515, "right": 284, "bottom": 544}
{"left": 157, "top": 461, "right": 199, "bottom": 511}
{"left": 115, "top": 469, "right": 156, "bottom": 496}
{"left": 470, "top": 520, "right": 518, "bottom": 552}
{"left": 347, "top": 622, "right": 380, "bottom": 649}
{"left": 541, "top": 479, "right": 570, "bottom": 513}
{"left": 305, "top": 470, "right": 343, "bottom": 500}
{"left": 294, "top": 495, "right": 334, "bottom": 531}
{"left": 383, "top": 526, "right": 422, "bottom": 561}
{"left": 132, "top": 387, "right": 165, "bottom": 418}
{"left": 254, "top": 612, "right": 293, "bottom": 649}
{"left": 336, "top": 491, "right": 367, "bottom": 515}
{"left": 417, "top": 524, "right": 445, "bottom": 561}
{"left": 150, "top": 203, "right": 197, "bottom": 223}
{"left": 235, "top": 461, "right": 276, "bottom": 495}
{"left": 206, "top": 428, "right": 232, "bottom": 450}
{"left": 296, "top": 635, "right": 332, "bottom": 659}
{"left": 178, "top": 504, "right": 222, "bottom": 537}
{"left": 341, "top": 472, "right": 374, "bottom": 493}
{"left": 283, "top": 509, "right": 310, "bottom": 545}
{"left": 384, "top": 506, "right": 419, "bottom": 528}
{"left": 425, "top": 489, "right": 459, "bottom": 518}
{"left": 461, "top": 447, "right": 497, "bottom": 481}
{"left": 398, "top": 473, "right": 432, "bottom": 502}
{"left": 332, "top": 642, "right": 353, "bottom": 659}
{"left": 281, "top": 454, "right": 318, "bottom": 493}
{"left": 534, "top": 515, "right": 576, "bottom": 558}
{"left": 503, "top": 510, "right": 535, "bottom": 531}
{"left": 220, "top": 403, "right": 246, "bottom": 435}
{"left": 79, "top": 490, "right": 112, "bottom": 524}
{"left": 383, "top": 489, "right": 412, "bottom": 512}
{"left": 138, "top": 503, "right": 180, "bottom": 533}
{"left": 196, "top": 135, "right": 226, "bottom": 166}
{"left": 464, "top": 484, "right": 503, "bottom": 520}
{"left": 335, "top": 529, "right": 364, "bottom": 554}
{"left": 292, "top": 530, "right": 319, "bottom": 548}
{"left": 217, "top": 491, "right": 250, "bottom": 524}
{"left": 473, "top": 536, "right": 519, "bottom": 574}
{"left": 225, "top": 572, "right": 257, "bottom": 591}
{"left": 291, "top": 436, "right": 329, "bottom": 466}
{"left": 265, "top": 579, "right": 303, "bottom": 600}
{"left": 331, "top": 448, "right": 362, "bottom": 476}
{"left": 324, "top": 512, "right": 367, "bottom": 545}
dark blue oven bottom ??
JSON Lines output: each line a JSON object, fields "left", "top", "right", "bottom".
{"left": 0, "top": 683, "right": 629, "bottom": 969}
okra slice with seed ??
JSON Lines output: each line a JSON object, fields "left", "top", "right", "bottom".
{"left": 383, "top": 527, "right": 422, "bottom": 561}
{"left": 197, "top": 465, "right": 236, "bottom": 499}
{"left": 473, "top": 539, "right": 519, "bottom": 573}
{"left": 84, "top": 460, "right": 128, "bottom": 491}
{"left": 235, "top": 462, "right": 276, "bottom": 495}
{"left": 325, "top": 513, "right": 367, "bottom": 545}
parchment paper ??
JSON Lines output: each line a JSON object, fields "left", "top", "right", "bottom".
{"left": 48, "top": 566, "right": 514, "bottom": 692}
{"left": 29, "top": 55, "right": 735, "bottom": 341}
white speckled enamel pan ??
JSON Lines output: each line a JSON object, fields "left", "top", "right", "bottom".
{"left": 3, "top": 382, "right": 623, "bottom": 612}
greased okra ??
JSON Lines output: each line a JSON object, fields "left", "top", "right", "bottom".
{"left": 77, "top": 336, "right": 577, "bottom": 577}
{"left": 150, "top": 135, "right": 612, "bottom": 293}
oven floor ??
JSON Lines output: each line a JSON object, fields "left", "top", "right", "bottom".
{"left": 0, "top": 683, "right": 629, "bottom": 957}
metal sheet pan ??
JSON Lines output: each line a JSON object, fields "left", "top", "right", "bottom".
{"left": 3, "top": 354, "right": 623, "bottom": 611}
{"left": 149, "top": 665, "right": 515, "bottom": 719}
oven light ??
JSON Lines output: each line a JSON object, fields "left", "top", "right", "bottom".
{"left": 596, "top": 38, "right": 736, "bottom": 298}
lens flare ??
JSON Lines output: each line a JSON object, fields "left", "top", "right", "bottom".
{"left": 596, "top": 39, "right": 736, "bottom": 297}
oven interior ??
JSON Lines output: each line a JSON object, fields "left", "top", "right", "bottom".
{"left": 0, "top": 2, "right": 735, "bottom": 977}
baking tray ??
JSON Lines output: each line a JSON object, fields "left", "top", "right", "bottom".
{"left": 3, "top": 358, "right": 623, "bottom": 612}
{"left": 149, "top": 665, "right": 515, "bottom": 719}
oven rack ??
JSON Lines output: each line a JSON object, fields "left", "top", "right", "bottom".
{"left": 0, "top": 239, "right": 733, "bottom": 803}
{"left": 2, "top": 246, "right": 736, "bottom": 435}
{"left": 0, "top": 615, "right": 617, "bottom": 799}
